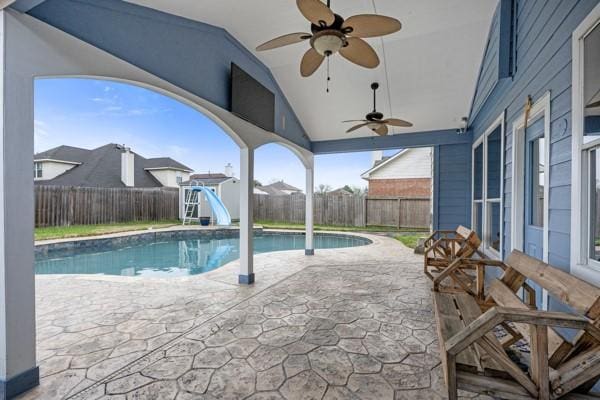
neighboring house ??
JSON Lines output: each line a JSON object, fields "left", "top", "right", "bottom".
{"left": 329, "top": 187, "right": 354, "bottom": 196}
{"left": 179, "top": 169, "right": 240, "bottom": 221}
{"left": 34, "top": 144, "right": 193, "bottom": 188}
{"left": 254, "top": 185, "right": 286, "bottom": 196}
{"left": 361, "top": 148, "right": 432, "bottom": 197}
{"left": 259, "top": 180, "right": 303, "bottom": 195}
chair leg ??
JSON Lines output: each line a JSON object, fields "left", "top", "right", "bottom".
{"left": 447, "top": 354, "right": 458, "bottom": 400}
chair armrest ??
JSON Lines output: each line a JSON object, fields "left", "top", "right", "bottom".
{"left": 445, "top": 307, "right": 599, "bottom": 357}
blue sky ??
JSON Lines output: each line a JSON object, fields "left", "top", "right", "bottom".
{"left": 34, "top": 79, "right": 377, "bottom": 190}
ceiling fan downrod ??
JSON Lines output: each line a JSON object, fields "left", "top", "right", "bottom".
{"left": 372, "top": 82, "right": 379, "bottom": 112}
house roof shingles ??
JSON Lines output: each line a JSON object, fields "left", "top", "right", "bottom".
{"left": 144, "top": 157, "right": 192, "bottom": 171}
{"left": 181, "top": 173, "right": 232, "bottom": 186}
{"left": 34, "top": 143, "right": 192, "bottom": 188}
{"left": 263, "top": 181, "right": 302, "bottom": 192}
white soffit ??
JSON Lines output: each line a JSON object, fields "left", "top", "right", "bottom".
{"left": 126, "top": 0, "right": 498, "bottom": 141}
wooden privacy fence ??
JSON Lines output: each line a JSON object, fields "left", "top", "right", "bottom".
{"left": 35, "top": 185, "right": 179, "bottom": 227}
{"left": 253, "top": 194, "right": 431, "bottom": 229}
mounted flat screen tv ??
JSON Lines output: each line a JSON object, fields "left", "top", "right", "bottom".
{"left": 230, "top": 63, "right": 275, "bottom": 132}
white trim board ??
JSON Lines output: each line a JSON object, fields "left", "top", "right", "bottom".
{"left": 570, "top": 3, "right": 600, "bottom": 286}
{"left": 511, "top": 92, "right": 551, "bottom": 310}
{"left": 471, "top": 111, "right": 505, "bottom": 260}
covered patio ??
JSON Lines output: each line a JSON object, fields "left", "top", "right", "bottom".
{"left": 19, "top": 232, "right": 462, "bottom": 400}
{"left": 1, "top": 0, "right": 600, "bottom": 398}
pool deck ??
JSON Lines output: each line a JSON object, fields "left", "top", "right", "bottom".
{"left": 20, "top": 231, "right": 490, "bottom": 400}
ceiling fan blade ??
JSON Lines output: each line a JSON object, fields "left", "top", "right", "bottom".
{"left": 256, "top": 33, "right": 312, "bottom": 51}
{"left": 586, "top": 100, "right": 600, "bottom": 109}
{"left": 342, "top": 14, "right": 402, "bottom": 38}
{"left": 374, "top": 124, "right": 388, "bottom": 136}
{"left": 339, "top": 37, "right": 380, "bottom": 69}
{"left": 342, "top": 119, "right": 368, "bottom": 123}
{"left": 300, "top": 48, "right": 325, "bottom": 77}
{"left": 383, "top": 118, "right": 413, "bottom": 127}
{"left": 297, "top": 0, "right": 335, "bottom": 26}
{"left": 346, "top": 122, "right": 370, "bottom": 133}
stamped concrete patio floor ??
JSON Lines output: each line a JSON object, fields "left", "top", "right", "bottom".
{"left": 20, "top": 232, "right": 491, "bottom": 400}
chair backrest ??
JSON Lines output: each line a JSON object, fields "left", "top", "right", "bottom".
{"left": 455, "top": 225, "right": 482, "bottom": 258}
{"left": 505, "top": 251, "right": 600, "bottom": 319}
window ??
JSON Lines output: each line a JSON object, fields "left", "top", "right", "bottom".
{"left": 590, "top": 149, "right": 600, "bottom": 263}
{"left": 472, "top": 116, "right": 504, "bottom": 257}
{"left": 34, "top": 162, "right": 42, "bottom": 178}
{"left": 572, "top": 4, "right": 600, "bottom": 282}
{"left": 176, "top": 175, "right": 183, "bottom": 184}
{"left": 473, "top": 144, "right": 484, "bottom": 238}
{"left": 530, "top": 137, "right": 545, "bottom": 227}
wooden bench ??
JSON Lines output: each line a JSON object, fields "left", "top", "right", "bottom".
{"left": 424, "top": 226, "right": 497, "bottom": 297}
{"left": 433, "top": 250, "right": 600, "bottom": 399}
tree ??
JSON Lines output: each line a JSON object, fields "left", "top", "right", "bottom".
{"left": 254, "top": 179, "right": 262, "bottom": 187}
{"left": 316, "top": 184, "right": 332, "bottom": 194}
{"left": 350, "top": 186, "right": 367, "bottom": 196}
{"left": 342, "top": 185, "right": 354, "bottom": 193}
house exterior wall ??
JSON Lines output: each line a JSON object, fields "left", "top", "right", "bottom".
{"left": 468, "top": 0, "right": 600, "bottom": 336}
{"left": 368, "top": 178, "right": 431, "bottom": 197}
{"left": 34, "top": 160, "right": 76, "bottom": 181}
{"left": 220, "top": 178, "right": 240, "bottom": 220}
{"left": 148, "top": 169, "right": 190, "bottom": 188}
{"left": 369, "top": 148, "right": 432, "bottom": 179}
{"left": 432, "top": 143, "right": 472, "bottom": 231}
{"left": 470, "top": 0, "right": 600, "bottom": 273}
{"left": 366, "top": 148, "right": 433, "bottom": 198}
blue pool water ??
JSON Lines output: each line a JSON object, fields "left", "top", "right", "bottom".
{"left": 35, "top": 233, "right": 370, "bottom": 277}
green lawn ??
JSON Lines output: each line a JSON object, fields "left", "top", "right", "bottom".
{"left": 395, "top": 233, "right": 426, "bottom": 249}
{"left": 255, "top": 220, "right": 427, "bottom": 234}
{"left": 35, "top": 220, "right": 180, "bottom": 241}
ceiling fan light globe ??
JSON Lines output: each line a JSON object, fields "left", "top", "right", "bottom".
{"left": 367, "top": 122, "right": 380, "bottom": 130}
{"left": 313, "top": 33, "right": 344, "bottom": 56}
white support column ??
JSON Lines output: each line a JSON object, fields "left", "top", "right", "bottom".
{"left": 0, "top": 11, "right": 39, "bottom": 397}
{"left": 239, "top": 147, "right": 255, "bottom": 284}
{"left": 305, "top": 159, "right": 314, "bottom": 255}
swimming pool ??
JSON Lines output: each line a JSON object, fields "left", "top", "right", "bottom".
{"left": 35, "top": 232, "right": 370, "bottom": 277}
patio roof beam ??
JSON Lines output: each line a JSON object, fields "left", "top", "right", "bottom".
{"left": 10, "top": 0, "right": 44, "bottom": 12}
{"left": 311, "top": 129, "right": 472, "bottom": 154}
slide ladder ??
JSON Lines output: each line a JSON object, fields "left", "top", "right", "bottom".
{"left": 182, "top": 184, "right": 231, "bottom": 226}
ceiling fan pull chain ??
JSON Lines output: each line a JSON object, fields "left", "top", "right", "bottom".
{"left": 326, "top": 55, "right": 331, "bottom": 93}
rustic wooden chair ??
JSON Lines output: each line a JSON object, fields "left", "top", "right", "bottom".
{"left": 433, "top": 250, "right": 600, "bottom": 399}
{"left": 424, "top": 225, "right": 487, "bottom": 295}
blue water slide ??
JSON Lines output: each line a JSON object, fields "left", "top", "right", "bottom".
{"left": 191, "top": 187, "right": 232, "bottom": 226}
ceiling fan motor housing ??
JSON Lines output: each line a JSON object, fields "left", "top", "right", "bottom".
{"left": 366, "top": 111, "right": 384, "bottom": 121}
{"left": 310, "top": 29, "right": 346, "bottom": 56}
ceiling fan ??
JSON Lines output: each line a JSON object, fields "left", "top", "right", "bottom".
{"left": 587, "top": 100, "right": 600, "bottom": 109}
{"left": 344, "top": 82, "right": 413, "bottom": 136}
{"left": 587, "top": 88, "right": 600, "bottom": 109}
{"left": 255, "top": 0, "right": 402, "bottom": 78}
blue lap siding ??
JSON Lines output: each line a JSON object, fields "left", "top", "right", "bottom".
{"left": 469, "top": 0, "right": 600, "bottom": 280}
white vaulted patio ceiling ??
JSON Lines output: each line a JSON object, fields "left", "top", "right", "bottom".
{"left": 126, "top": 0, "right": 498, "bottom": 141}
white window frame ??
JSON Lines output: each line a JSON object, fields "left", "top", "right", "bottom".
{"left": 472, "top": 111, "right": 505, "bottom": 259}
{"left": 571, "top": 3, "right": 600, "bottom": 285}
{"left": 34, "top": 162, "right": 42, "bottom": 179}
{"left": 510, "top": 92, "right": 550, "bottom": 259}
{"left": 511, "top": 92, "right": 551, "bottom": 310}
